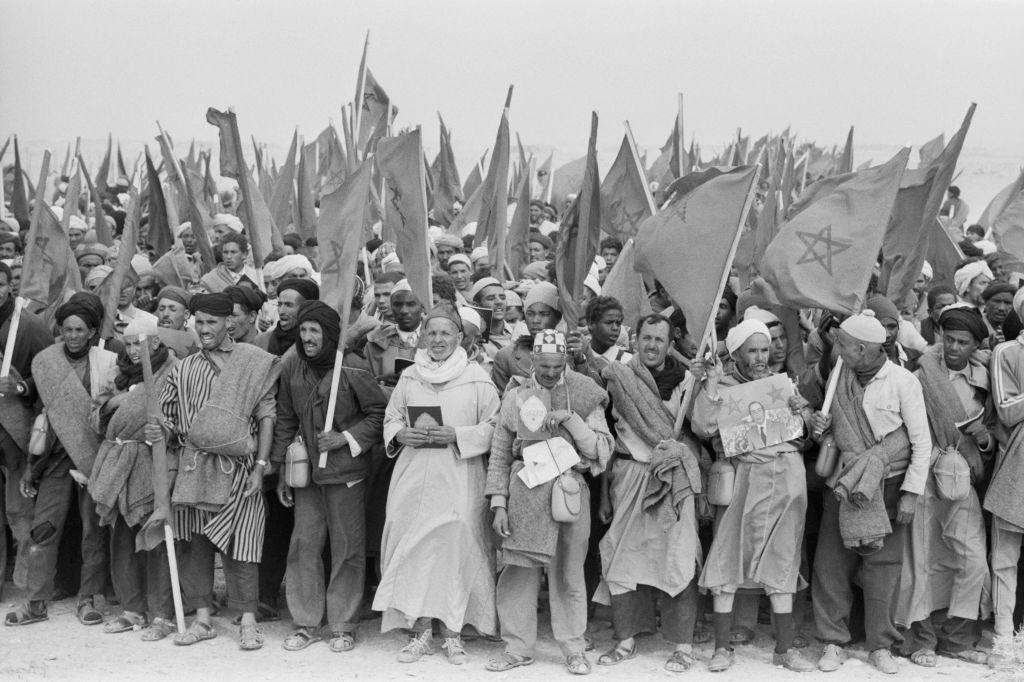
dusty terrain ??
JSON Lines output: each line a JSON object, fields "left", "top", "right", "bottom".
{"left": 0, "top": 581, "right": 1015, "bottom": 681}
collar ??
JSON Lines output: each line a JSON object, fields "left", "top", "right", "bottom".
{"left": 396, "top": 324, "right": 421, "bottom": 344}
{"left": 862, "top": 359, "right": 895, "bottom": 385}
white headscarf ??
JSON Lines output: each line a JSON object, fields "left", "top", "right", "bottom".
{"left": 953, "top": 261, "right": 993, "bottom": 297}
{"left": 725, "top": 319, "right": 771, "bottom": 356}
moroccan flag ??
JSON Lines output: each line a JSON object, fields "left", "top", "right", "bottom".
{"left": 78, "top": 154, "right": 114, "bottom": 247}
{"left": 157, "top": 129, "right": 217, "bottom": 273}
{"left": 635, "top": 165, "right": 759, "bottom": 348}
{"left": 759, "top": 148, "right": 910, "bottom": 314}
{"left": 96, "top": 186, "right": 139, "bottom": 340}
{"left": 22, "top": 151, "right": 78, "bottom": 308}
{"left": 838, "top": 127, "right": 854, "bottom": 174}
{"left": 880, "top": 104, "right": 975, "bottom": 303}
{"left": 551, "top": 155, "right": 587, "bottom": 216}
{"left": 317, "top": 124, "right": 348, "bottom": 196}
{"left": 448, "top": 179, "right": 483, "bottom": 238}
{"left": 601, "top": 239, "right": 652, "bottom": 333}
{"left": 296, "top": 141, "right": 319, "bottom": 241}
{"left": 152, "top": 246, "right": 193, "bottom": 290}
{"left": 357, "top": 69, "right": 396, "bottom": 153}
{"left": 431, "top": 114, "right": 463, "bottom": 227}
{"left": 376, "top": 129, "right": 432, "bottom": 307}
{"left": 475, "top": 91, "right": 512, "bottom": 278}
{"left": 980, "top": 167, "right": 1024, "bottom": 231}
{"left": 270, "top": 130, "right": 298, "bottom": 233}
{"left": 918, "top": 133, "right": 945, "bottom": 167}
{"left": 95, "top": 133, "right": 112, "bottom": 195}
{"left": 10, "top": 137, "right": 30, "bottom": 228}
{"left": 600, "top": 130, "right": 654, "bottom": 240}
{"left": 206, "top": 107, "right": 283, "bottom": 266}
{"left": 462, "top": 151, "right": 486, "bottom": 199}
{"left": 507, "top": 168, "right": 532, "bottom": 279}
{"left": 926, "top": 218, "right": 965, "bottom": 289}
{"left": 536, "top": 152, "right": 553, "bottom": 202}
{"left": 144, "top": 146, "right": 174, "bottom": 256}
{"left": 318, "top": 159, "right": 373, "bottom": 316}
{"left": 555, "top": 112, "right": 601, "bottom": 329}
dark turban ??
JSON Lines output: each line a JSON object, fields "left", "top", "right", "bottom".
{"left": 982, "top": 281, "right": 1016, "bottom": 301}
{"left": 224, "top": 285, "right": 266, "bottom": 314}
{"left": 277, "top": 278, "right": 319, "bottom": 302}
{"left": 0, "top": 232, "right": 20, "bottom": 247}
{"left": 866, "top": 295, "right": 900, "bottom": 326}
{"left": 528, "top": 231, "right": 553, "bottom": 251}
{"left": 189, "top": 292, "right": 233, "bottom": 317}
{"left": 939, "top": 306, "right": 988, "bottom": 343}
{"left": 157, "top": 286, "right": 191, "bottom": 309}
{"left": 296, "top": 301, "right": 340, "bottom": 372}
{"left": 56, "top": 292, "right": 103, "bottom": 329}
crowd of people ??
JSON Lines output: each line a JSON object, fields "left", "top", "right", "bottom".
{"left": 0, "top": 163, "right": 1022, "bottom": 678}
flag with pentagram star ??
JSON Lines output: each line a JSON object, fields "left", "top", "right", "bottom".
{"left": 759, "top": 148, "right": 910, "bottom": 314}
{"left": 600, "top": 133, "right": 653, "bottom": 241}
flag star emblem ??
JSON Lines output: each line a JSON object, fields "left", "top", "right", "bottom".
{"left": 795, "top": 225, "right": 852, "bottom": 275}
{"left": 723, "top": 393, "right": 744, "bottom": 417}
{"left": 767, "top": 382, "right": 787, "bottom": 405}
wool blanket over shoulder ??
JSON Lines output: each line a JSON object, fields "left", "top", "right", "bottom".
{"left": 32, "top": 345, "right": 118, "bottom": 476}
{"left": 831, "top": 366, "right": 911, "bottom": 551}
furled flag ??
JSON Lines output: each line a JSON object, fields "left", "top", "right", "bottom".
{"left": 599, "top": 128, "right": 654, "bottom": 241}
{"left": 669, "top": 94, "right": 688, "bottom": 179}
{"left": 78, "top": 154, "right": 114, "bottom": 247}
{"left": 296, "top": 140, "right": 319, "bottom": 241}
{"left": 144, "top": 146, "right": 174, "bottom": 257}
{"left": 555, "top": 112, "right": 601, "bottom": 329}
{"left": 317, "top": 159, "right": 373, "bottom": 316}
{"left": 96, "top": 186, "right": 140, "bottom": 340}
{"left": 759, "top": 148, "right": 910, "bottom": 314}
{"left": 116, "top": 142, "right": 128, "bottom": 180}
{"left": 431, "top": 114, "right": 463, "bottom": 228}
{"left": 635, "top": 166, "right": 759, "bottom": 349}
{"left": 838, "top": 126, "right": 854, "bottom": 174}
{"left": 375, "top": 129, "right": 432, "bottom": 307}
{"left": 536, "top": 152, "right": 553, "bottom": 203}
{"left": 158, "top": 129, "right": 217, "bottom": 273}
{"left": 95, "top": 133, "right": 113, "bottom": 195}
{"left": 918, "top": 133, "right": 945, "bottom": 167}
{"left": 270, "top": 130, "right": 298, "bottom": 234}
{"left": 879, "top": 104, "right": 976, "bottom": 304}
{"left": 206, "top": 107, "right": 284, "bottom": 266}
{"left": 10, "top": 137, "right": 30, "bottom": 228}
{"left": 475, "top": 88, "right": 512, "bottom": 278}
{"left": 601, "top": 239, "right": 652, "bottom": 333}
{"left": 462, "top": 150, "right": 487, "bottom": 199}
{"left": 506, "top": 164, "right": 532, "bottom": 279}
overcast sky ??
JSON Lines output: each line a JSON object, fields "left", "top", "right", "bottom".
{"left": 2, "top": 0, "right": 1022, "bottom": 163}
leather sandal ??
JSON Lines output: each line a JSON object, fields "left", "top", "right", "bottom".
{"left": 283, "top": 627, "right": 322, "bottom": 651}
{"left": 597, "top": 641, "right": 637, "bottom": 666}
{"left": 909, "top": 648, "right": 936, "bottom": 667}
{"left": 103, "top": 612, "right": 146, "bottom": 634}
{"left": 174, "top": 620, "right": 217, "bottom": 646}
{"left": 4, "top": 603, "right": 48, "bottom": 626}
{"left": 328, "top": 631, "right": 356, "bottom": 653}
{"left": 565, "top": 653, "right": 592, "bottom": 675}
{"left": 665, "top": 649, "right": 695, "bottom": 672}
{"left": 76, "top": 600, "right": 103, "bottom": 626}
{"left": 485, "top": 652, "right": 534, "bottom": 672}
{"left": 140, "top": 617, "right": 176, "bottom": 641}
{"left": 238, "top": 623, "right": 265, "bottom": 651}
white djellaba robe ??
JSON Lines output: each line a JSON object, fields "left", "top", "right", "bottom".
{"left": 374, "top": 359, "right": 501, "bottom": 634}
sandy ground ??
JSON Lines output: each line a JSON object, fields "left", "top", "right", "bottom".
{"left": 0, "top": 580, "right": 1015, "bottom": 682}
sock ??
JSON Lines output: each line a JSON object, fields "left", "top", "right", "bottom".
{"left": 774, "top": 612, "right": 795, "bottom": 654}
{"left": 713, "top": 611, "right": 733, "bottom": 651}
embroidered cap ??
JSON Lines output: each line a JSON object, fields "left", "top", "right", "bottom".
{"left": 533, "top": 329, "right": 566, "bottom": 355}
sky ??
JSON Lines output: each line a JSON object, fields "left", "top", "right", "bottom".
{"left": 2, "top": 0, "right": 1023, "bottom": 169}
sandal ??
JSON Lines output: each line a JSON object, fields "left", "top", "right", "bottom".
{"left": 485, "top": 651, "right": 535, "bottom": 672}
{"left": 77, "top": 600, "right": 103, "bottom": 626}
{"left": 174, "top": 620, "right": 218, "bottom": 646}
{"left": 909, "top": 648, "right": 936, "bottom": 667}
{"left": 565, "top": 653, "right": 592, "bottom": 675}
{"left": 4, "top": 603, "right": 48, "bottom": 626}
{"left": 329, "top": 631, "right": 356, "bottom": 653}
{"left": 103, "top": 612, "right": 146, "bottom": 634}
{"left": 141, "top": 617, "right": 176, "bottom": 642}
{"left": 239, "top": 623, "right": 265, "bottom": 651}
{"left": 939, "top": 648, "right": 988, "bottom": 665}
{"left": 597, "top": 641, "right": 637, "bottom": 666}
{"left": 665, "top": 649, "right": 695, "bottom": 672}
{"left": 283, "top": 627, "right": 322, "bottom": 651}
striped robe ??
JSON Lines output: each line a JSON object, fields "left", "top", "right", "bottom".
{"left": 160, "top": 345, "right": 276, "bottom": 562}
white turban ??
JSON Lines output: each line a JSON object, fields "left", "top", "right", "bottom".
{"left": 743, "top": 306, "right": 779, "bottom": 326}
{"left": 461, "top": 222, "right": 477, "bottom": 238}
{"left": 390, "top": 279, "right": 413, "bottom": 297}
{"left": 470, "top": 246, "right": 488, "bottom": 264}
{"left": 68, "top": 214, "right": 88, "bottom": 233}
{"left": 469, "top": 277, "right": 501, "bottom": 301}
{"left": 273, "top": 254, "right": 315, "bottom": 278}
{"left": 174, "top": 221, "right": 192, "bottom": 238}
{"left": 953, "top": 261, "right": 994, "bottom": 297}
{"left": 428, "top": 225, "right": 445, "bottom": 243}
{"left": 123, "top": 316, "right": 160, "bottom": 339}
{"left": 920, "top": 261, "right": 933, "bottom": 280}
{"left": 447, "top": 254, "right": 472, "bottom": 270}
{"left": 458, "top": 306, "right": 482, "bottom": 331}
{"left": 839, "top": 309, "right": 886, "bottom": 344}
{"left": 212, "top": 213, "right": 244, "bottom": 233}
{"left": 84, "top": 264, "right": 113, "bottom": 288}
{"left": 725, "top": 319, "right": 772, "bottom": 356}
{"left": 131, "top": 254, "right": 153, "bottom": 277}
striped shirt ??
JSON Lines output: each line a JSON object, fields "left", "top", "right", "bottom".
{"left": 160, "top": 342, "right": 272, "bottom": 562}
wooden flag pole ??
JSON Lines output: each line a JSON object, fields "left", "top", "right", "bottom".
{"left": 138, "top": 334, "right": 186, "bottom": 633}
{"left": 1, "top": 296, "right": 26, "bottom": 378}
{"left": 673, "top": 165, "right": 762, "bottom": 436}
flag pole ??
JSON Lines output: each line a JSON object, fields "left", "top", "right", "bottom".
{"left": 1, "top": 297, "right": 26, "bottom": 378}
{"left": 673, "top": 165, "right": 761, "bottom": 436}
{"left": 138, "top": 334, "right": 186, "bottom": 634}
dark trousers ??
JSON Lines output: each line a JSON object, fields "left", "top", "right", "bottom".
{"left": 899, "top": 611, "right": 979, "bottom": 655}
{"left": 286, "top": 480, "right": 365, "bottom": 633}
{"left": 610, "top": 580, "right": 698, "bottom": 644}
{"left": 258, "top": 473, "right": 293, "bottom": 609}
{"left": 584, "top": 471, "right": 607, "bottom": 601}
{"left": 178, "top": 533, "right": 258, "bottom": 613}
{"left": 109, "top": 514, "right": 173, "bottom": 619}
{"left": 24, "top": 474, "right": 108, "bottom": 603}
{"left": 813, "top": 478, "right": 905, "bottom": 651}
{"left": 1, "top": 437, "right": 33, "bottom": 591}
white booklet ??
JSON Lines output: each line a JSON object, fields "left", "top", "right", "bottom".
{"left": 517, "top": 437, "right": 581, "bottom": 489}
